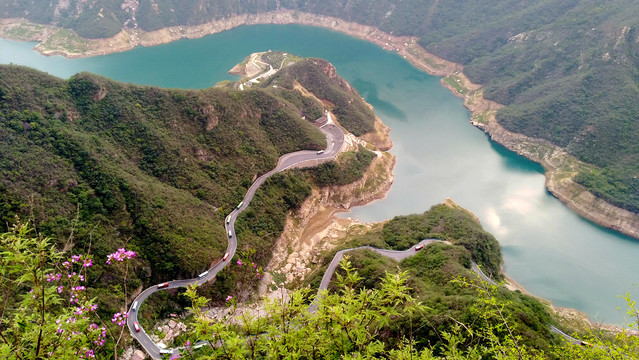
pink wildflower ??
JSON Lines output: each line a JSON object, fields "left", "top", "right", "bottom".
{"left": 106, "top": 248, "right": 136, "bottom": 265}
{"left": 225, "top": 295, "right": 233, "bottom": 302}
{"left": 46, "top": 273, "right": 62, "bottom": 282}
{"left": 111, "top": 312, "right": 129, "bottom": 327}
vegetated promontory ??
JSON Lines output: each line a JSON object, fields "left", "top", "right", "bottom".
{"left": 3, "top": 0, "right": 638, "bottom": 230}
{"left": 0, "top": 55, "right": 379, "bottom": 316}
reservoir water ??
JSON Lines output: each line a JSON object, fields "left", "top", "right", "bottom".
{"left": 2, "top": 24, "right": 637, "bottom": 325}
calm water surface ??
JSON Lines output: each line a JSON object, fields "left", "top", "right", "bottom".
{"left": 2, "top": 24, "right": 637, "bottom": 325}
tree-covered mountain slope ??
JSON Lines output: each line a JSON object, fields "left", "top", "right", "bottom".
{"left": 2, "top": 0, "right": 637, "bottom": 212}
{"left": 0, "top": 56, "right": 375, "bottom": 292}
{"left": 286, "top": 202, "right": 638, "bottom": 359}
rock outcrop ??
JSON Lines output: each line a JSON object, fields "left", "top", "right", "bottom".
{"left": 264, "top": 135, "right": 395, "bottom": 287}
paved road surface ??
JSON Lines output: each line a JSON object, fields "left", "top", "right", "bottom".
{"left": 127, "top": 116, "right": 585, "bottom": 357}
{"left": 127, "top": 121, "right": 344, "bottom": 359}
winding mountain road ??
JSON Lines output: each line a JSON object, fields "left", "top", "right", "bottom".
{"left": 311, "top": 241, "right": 590, "bottom": 348}
{"left": 308, "top": 240, "right": 442, "bottom": 312}
{"left": 126, "top": 121, "right": 344, "bottom": 359}
{"left": 127, "top": 115, "right": 585, "bottom": 358}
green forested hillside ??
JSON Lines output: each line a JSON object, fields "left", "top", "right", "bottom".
{"left": 325, "top": 246, "right": 555, "bottom": 355}
{"left": 0, "top": 58, "right": 375, "bottom": 303}
{"left": 265, "top": 58, "right": 377, "bottom": 136}
{"left": 4, "top": 0, "right": 637, "bottom": 212}
{"left": 4, "top": 207, "right": 639, "bottom": 359}
{"left": 296, "top": 204, "right": 611, "bottom": 358}
{"left": 310, "top": 203, "right": 503, "bottom": 286}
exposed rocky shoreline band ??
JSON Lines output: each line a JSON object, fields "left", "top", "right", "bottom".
{"left": 3, "top": 12, "right": 636, "bottom": 332}
{"left": 2, "top": 10, "right": 637, "bottom": 240}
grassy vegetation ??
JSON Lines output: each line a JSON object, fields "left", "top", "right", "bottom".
{"left": 305, "top": 145, "right": 376, "bottom": 187}
{"left": 261, "top": 51, "right": 303, "bottom": 69}
{"left": 472, "top": 111, "right": 490, "bottom": 125}
{"left": 39, "top": 28, "right": 90, "bottom": 54}
{"left": 442, "top": 75, "right": 468, "bottom": 95}
{"left": 2, "top": 22, "right": 46, "bottom": 40}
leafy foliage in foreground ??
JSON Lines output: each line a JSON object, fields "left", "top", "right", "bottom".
{"left": 181, "top": 258, "right": 639, "bottom": 359}
{"left": 0, "top": 222, "right": 137, "bottom": 359}
{"left": 2, "top": 218, "right": 638, "bottom": 359}
{"left": 336, "top": 247, "right": 554, "bottom": 355}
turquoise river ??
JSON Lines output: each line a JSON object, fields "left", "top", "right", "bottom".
{"left": 1, "top": 24, "right": 638, "bottom": 326}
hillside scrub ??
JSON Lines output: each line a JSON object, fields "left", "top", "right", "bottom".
{"left": 181, "top": 257, "right": 639, "bottom": 359}
{"left": 2, "top": 218, "right": 638, "bottom": 359}
{"left": 266, "top": 58, "right": 377, "bottom": 136}
{"left": 326, "top": 248, "right": 555, "bottom": 356}
{"left": 305, "top": 144, "right": 376, "bottom": 187}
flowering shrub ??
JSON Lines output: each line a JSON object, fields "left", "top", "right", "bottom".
{"left": 235, "top": 256, "right": 263, "bottom": 279}
{"left": 0, "top": 222, "right": 144, "bottom": 360}
{"left": 111, "top": 312, "right": 129, "bottom": 327}
{"left": 106, "top": 248, "right": 136, "bottom": 264}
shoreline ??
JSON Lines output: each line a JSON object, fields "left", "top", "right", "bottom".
{"left": 1, "top": 11, "right": 637, "bottom": 240}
